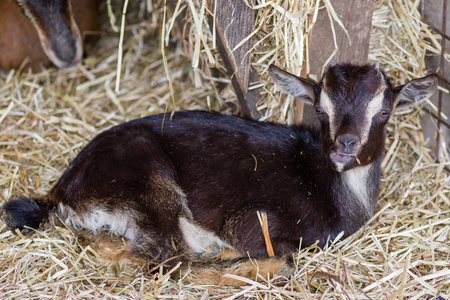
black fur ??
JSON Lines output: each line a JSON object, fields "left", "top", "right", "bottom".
{"left": 6, "top": 111, "right": 373, "bottom": 257}
{"left": 3, "top": 197, "right": 48, "bottom": 230}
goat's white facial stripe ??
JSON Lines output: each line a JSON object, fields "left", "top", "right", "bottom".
{"left": 320, "top": 91, "right": 336, "bottom": 140}
{"left": 360, "top": 91, "right": 385, "bottom": 146}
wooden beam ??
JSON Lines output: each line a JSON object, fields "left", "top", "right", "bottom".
{"left": 208, "top": 0, "right": 262, "bottom": 119}
{"left": 421, "top": 0, "right": 450, "bottom": 155}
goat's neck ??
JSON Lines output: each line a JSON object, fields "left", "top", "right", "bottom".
{"left": 337, "top": 158, "right": 381, "bottom": 227}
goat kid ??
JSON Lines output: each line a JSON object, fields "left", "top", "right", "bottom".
{"left": 0, "top": 0, "right": 98, "bottom": 71}
{"left": 2, "top": 63, "right": 437, "bottom": 284}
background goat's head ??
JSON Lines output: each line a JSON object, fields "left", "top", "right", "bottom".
{"left": 269, "top": 63, "right": 438, "bottom": 172}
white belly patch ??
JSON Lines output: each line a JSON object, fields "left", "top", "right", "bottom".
{"left": 58, "top": 203, "right": 138, "bottom": 241}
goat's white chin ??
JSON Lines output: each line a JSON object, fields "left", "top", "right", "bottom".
{"left": 330, "top": 151, "right": 356, "bottom": 172}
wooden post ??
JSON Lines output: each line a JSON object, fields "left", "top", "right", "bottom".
{"left": 300, "top": 0, "right": 374, "bottom": 126}
{"left": 421, "top": 0, "right": 450, "bottom": 155}
{"left": 208, "top": 0, "right": 262, "bottom": 120}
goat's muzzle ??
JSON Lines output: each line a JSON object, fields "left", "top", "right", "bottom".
{"left": 329, "top": 133, "right": 361, "bottom": 171}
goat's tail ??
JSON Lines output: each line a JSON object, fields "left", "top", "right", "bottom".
{"left": 2, "top": 195, "right": 57, "bottom": 231}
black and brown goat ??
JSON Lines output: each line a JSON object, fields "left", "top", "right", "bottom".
{"left": 0, "top": 0, "right": 98, "bottom": 71}
{"left": 2, "top": 63, "right": 438, "bottom": 284}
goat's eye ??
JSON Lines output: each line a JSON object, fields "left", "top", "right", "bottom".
{"left": 379, "top": 110, "right": 390, "bottom": 118}
{"left": 315, "top": 107, "right": 324, "bottom": 114}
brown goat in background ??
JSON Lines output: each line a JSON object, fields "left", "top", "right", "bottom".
{"left": 0, "top": 0, "right": 98, "bottom": 71}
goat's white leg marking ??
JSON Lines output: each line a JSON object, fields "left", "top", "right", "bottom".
{"left": 58, "top": 203, "right": 139, "bottom": 241}
{"left": 343, "top": 164, "right": 372, "bottom": 216}
{"left": 320, "top": 91, "right": 336, "bottom": 140}
{"left": 179, "top": 217, "right": 232, "bottom": 253}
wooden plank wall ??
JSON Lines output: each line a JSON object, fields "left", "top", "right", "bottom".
{"left": 208, "top": 0, "right": 262, "bottom": 120}
{"left": 421, "top": 0, "right": 450, "bottom": 155}
{"left": 301, "top": 0, "right": 374, "bottom": 126}
{"left": 170, "top": 0, "right": 374, "bottom": 122}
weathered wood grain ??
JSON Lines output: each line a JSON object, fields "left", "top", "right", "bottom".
{"left": 301, "top": 0, "right": 374, "bottom": 126}
{"left": 208, "top": 0, "right": 262, "bottom": 119}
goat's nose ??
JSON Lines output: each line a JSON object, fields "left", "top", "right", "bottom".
{"left": 337, "top": 134, "right": 358, "bottom": 148}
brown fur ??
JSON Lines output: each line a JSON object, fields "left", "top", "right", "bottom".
{"left": 83, "top": 233, "right": 287, "bottom": 286}
{"left": 0, "top": 0, "right": 98, "bottom": 71}
{"left": 185, "top": 257, "right": 289, "bottom": 286}
{"left": 214, "top": 248, "right": 244, "bottom": 260}
{"left": 92, "top": 237, "right": 140, "bottom": 264}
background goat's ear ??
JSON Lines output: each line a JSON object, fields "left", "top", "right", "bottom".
{"left": 393, "top": 74, "right": 439, "bottom": 108}
{"left": 269, "top": 64, "right": 318, "bottom": 105}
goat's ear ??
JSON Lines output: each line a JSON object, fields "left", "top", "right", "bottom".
{"left": 393, "top": 74, "right": 439, "bottom": 108}
{"left": 269, "top": 64, "right": 318, "bottom": 105}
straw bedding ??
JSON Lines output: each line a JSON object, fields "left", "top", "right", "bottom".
{"left": 0, "top": 0, "right": 449, "bottom": 298}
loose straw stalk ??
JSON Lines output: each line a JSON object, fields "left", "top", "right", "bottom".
{"left": 257, "top": 211, "right": 275, "bottom": 257}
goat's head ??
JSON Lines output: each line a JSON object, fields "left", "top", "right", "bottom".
{"left": 269, "top": 63, "right": 438, "bottom": 172}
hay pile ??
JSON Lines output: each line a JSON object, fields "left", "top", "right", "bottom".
{"left": 0, "top": 0, "right": 449, "bottom": 298}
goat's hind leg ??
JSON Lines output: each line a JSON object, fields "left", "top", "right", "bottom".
{"left": 76, "top": 230, "right": 141, "bottom": 264}
{"left": 57, "top": 176, "right": 189, "bottom": 266}
{"left": 51, "top": 126, "right": 192, "bottom": 266}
